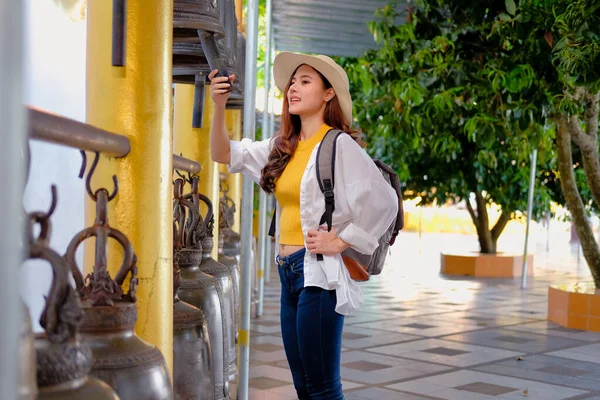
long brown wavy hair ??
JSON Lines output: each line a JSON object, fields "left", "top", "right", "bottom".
{"left": 260, "top": 65, "right": 362, "bottom": 193}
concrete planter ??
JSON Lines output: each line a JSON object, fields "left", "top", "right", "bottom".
{"left": 548, "top": 282, "right": 600, "bottom": 332}
{"left": 440, "top": 252, "right": 534, "bottom": 278}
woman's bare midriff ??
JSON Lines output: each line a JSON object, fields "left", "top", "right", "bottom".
{"left": 278, "top": 244, "right": 305, "bottom": 258}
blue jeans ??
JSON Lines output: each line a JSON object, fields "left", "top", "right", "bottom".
{"left": 276, "top": 248, "right": 345, "bottom": 400}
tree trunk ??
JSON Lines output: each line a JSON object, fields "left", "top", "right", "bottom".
{"left": 565, "top": 93, "right": 600, "bottom": 208}
{"left": 465, "top": 192, "right": 508, "bottom": 254}
{"left": 491, "top": 210, "right": 510, "bottom": 250}
{"left": 555, "top": 115, "right": 600, "bottom": 287}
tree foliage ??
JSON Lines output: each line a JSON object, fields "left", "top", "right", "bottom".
{"left": 343, "top": 0, "right": 600, "bottom": 284}
{"left": 340, "top": 0, "right": 557, "bottom": 254}
{"left": 492, "top": 0, "right": 600, "bottom": 286}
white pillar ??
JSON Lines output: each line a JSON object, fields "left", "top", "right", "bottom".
{"left": 237, "top": 0, "right": 260, "bottom": 397}
{"left": 256, "top": 0, "right": 274, "bottom": 318}
{"left": 0, "top": 0, "right": 27, "bottom": 397}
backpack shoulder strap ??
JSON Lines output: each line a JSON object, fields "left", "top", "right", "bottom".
{"left": 316, "top": 129, "right": 344, "bottom": 261}
{"left": 316, "top": 129, "right": 344, "bottom": 231}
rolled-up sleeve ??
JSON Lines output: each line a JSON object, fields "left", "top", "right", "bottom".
{"left": 335, "top": 136, "right": 398, "bottom": 255}
{"left": 227, "top": 137, "right": 273, "bottom": 183}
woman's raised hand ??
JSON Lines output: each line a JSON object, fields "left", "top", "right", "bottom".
{"left": 209, "top": 69, "right": 236, "bottom": 108}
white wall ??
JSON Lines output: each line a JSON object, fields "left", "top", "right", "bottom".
{"left": 20, "top": 0, "right": 87, "bottom": 331}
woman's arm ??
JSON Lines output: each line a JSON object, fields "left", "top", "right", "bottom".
{"left": 209, "top": 69, "right": 272, "bottom": 183}
{"left": 209, "top": 69, "right": 235, "bottom": 164}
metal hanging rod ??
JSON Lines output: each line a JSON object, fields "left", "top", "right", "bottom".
{"left": 173, "top": 154, "right": 201, "bottom": 174}
{"left": 28, "top": 107, "right": 201, "bottom": 174}
{"left": 28, "top": 107, "right": 131, "bottom": 157}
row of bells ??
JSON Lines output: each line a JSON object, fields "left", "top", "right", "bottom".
{"left": 19, "top": 181, "right": 240, "bottom": 400}
{"left": 173, "top": 0, "right": 246, "bottom": 128}
{"left": 170, "top": 3, "right": 246, "bottom": 396}
{"left": 172, "top": 176, "right": 245, "bottom": 400}
{"left": 18, "top": 178, "right": 246, "bottom": 397}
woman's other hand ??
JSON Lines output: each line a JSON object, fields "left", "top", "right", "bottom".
{"left": 209, "top": 69, "right": 236, "bottom": 108}
{"left": 306, "top": 226, "right": 350, "bottom": 256}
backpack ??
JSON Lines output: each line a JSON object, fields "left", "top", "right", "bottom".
{"left": 268, "top": 129, "right": 404, "bottom": 281}
{"left": 315, "top": 129, "right": 404, "bottom": 281}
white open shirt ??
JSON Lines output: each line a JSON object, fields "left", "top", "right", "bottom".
{"left": 228, "top": 133, "right": 398, "bottom": 315}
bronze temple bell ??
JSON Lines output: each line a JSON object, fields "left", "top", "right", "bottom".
{"left": 218, "top": 181, "right": 240, "bottom": 345}
{"left": 218, "top": 181, "right": 241, "bottom": 259}
{"left": 63, "top": 153, "right": 172, "bottom": 400}
{"left": 218, "top": 0, "right": 244, "bottom": 109}
{"left": 172, "top": 178, "right": 215, "bottom": 400}
{"left": 225, "top": 30, "right": 246, "bottom": 110}
{"left": 183, "top": 176, "right": 237, "bottom": 382}
{"left": 193, "top": 193, "right": 238, "bottom": 383}
{"left": 26, "top": 186, "right": 118, "bottom": 399}
{"left": 173, "top": 0, "right": 231, "bottom": 128}
{"left": 177, "top": 176, "right": 231, "bottom": 400}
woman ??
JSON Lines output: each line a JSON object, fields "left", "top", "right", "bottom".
{"left": 209, "top": 53, "right": 398, "bottom": 400}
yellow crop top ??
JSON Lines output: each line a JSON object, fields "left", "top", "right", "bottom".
{"left": 274, "top": 124, "right": 331, "bottom": 245}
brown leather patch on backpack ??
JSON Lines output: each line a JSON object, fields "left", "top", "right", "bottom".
{"left": 342, "top": 256, "right": 370, "bottom": 282}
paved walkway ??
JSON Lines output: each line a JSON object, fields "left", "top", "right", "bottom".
{"left": 236, "top": 231, "right": 600, "bottom": 400}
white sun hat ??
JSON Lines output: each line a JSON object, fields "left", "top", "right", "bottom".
{"left": 273, "top": 52, "right": 353, "bottom": 127}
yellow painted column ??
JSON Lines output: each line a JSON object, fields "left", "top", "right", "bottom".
{"left": 235, "top": 0, "right": 243, "bottom": 32}
{"left": 173, "top": 83, "right": 220, "bottom": 259}
{"left": 85, "top": 0, "right": 174, "bottom": 374}
{"left": 223, "top": 109, "right": 243, "bottom": 232}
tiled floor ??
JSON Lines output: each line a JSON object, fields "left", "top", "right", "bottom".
{"left": 237, "top": 231, "right": 600, "bottom": 399}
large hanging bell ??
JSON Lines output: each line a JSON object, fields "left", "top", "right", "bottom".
{"left": 173, "top": 179, "right": 214, "bottom": 400}
{"left": 176, "top": 0, "right": 228, "bottom": 86}
{"left": 217, "top": 184, "right": 240, "bottom": 258}
{"left": 217, "top": 0, "right": 243, "bottom": 109}
{"left": 173, "top": 41, "right": 210, "bottom": 85}
{"left": 173, "top": 0, "right": 232, "bottom": 128}
{"left": 225, "top": 31, "right": 245, "bottom": 110}
{"left": 222, "top": 228, "right": 241, "bottom": 258}
{"left": 186, "top": 185, "right": 237, "bottom": 383}
{"left": 177, "top": 177, "right": 231, "bottom": 399}
{"left": 199, "top": 232, "right": 237, "bottom": 383}
{"left": 64, "top": 156, "right": 172, "bottom": 400}
{"left": 179, "top": 248, "right": 230, "bottom": 400}
{"left": 217, "top": 252, "right": 239, "bottom": 344}
{"left": 173, "top": 285, "right": 215, "bottom": 400}
{"left": 25, "top": 187, "right": 119, "bottom": 400}
{"left": 174, "top": 0, "right": 224, "bottom": 37}
{"left": 217, "top": 183, "right": 240, "bottom": 345}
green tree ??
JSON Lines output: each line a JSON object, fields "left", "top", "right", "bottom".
{"left": 341, "top": 0, "right": 556, "bottom": 254}
{"left": 491, "top": 0, "right": 600, "bottom": 285}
